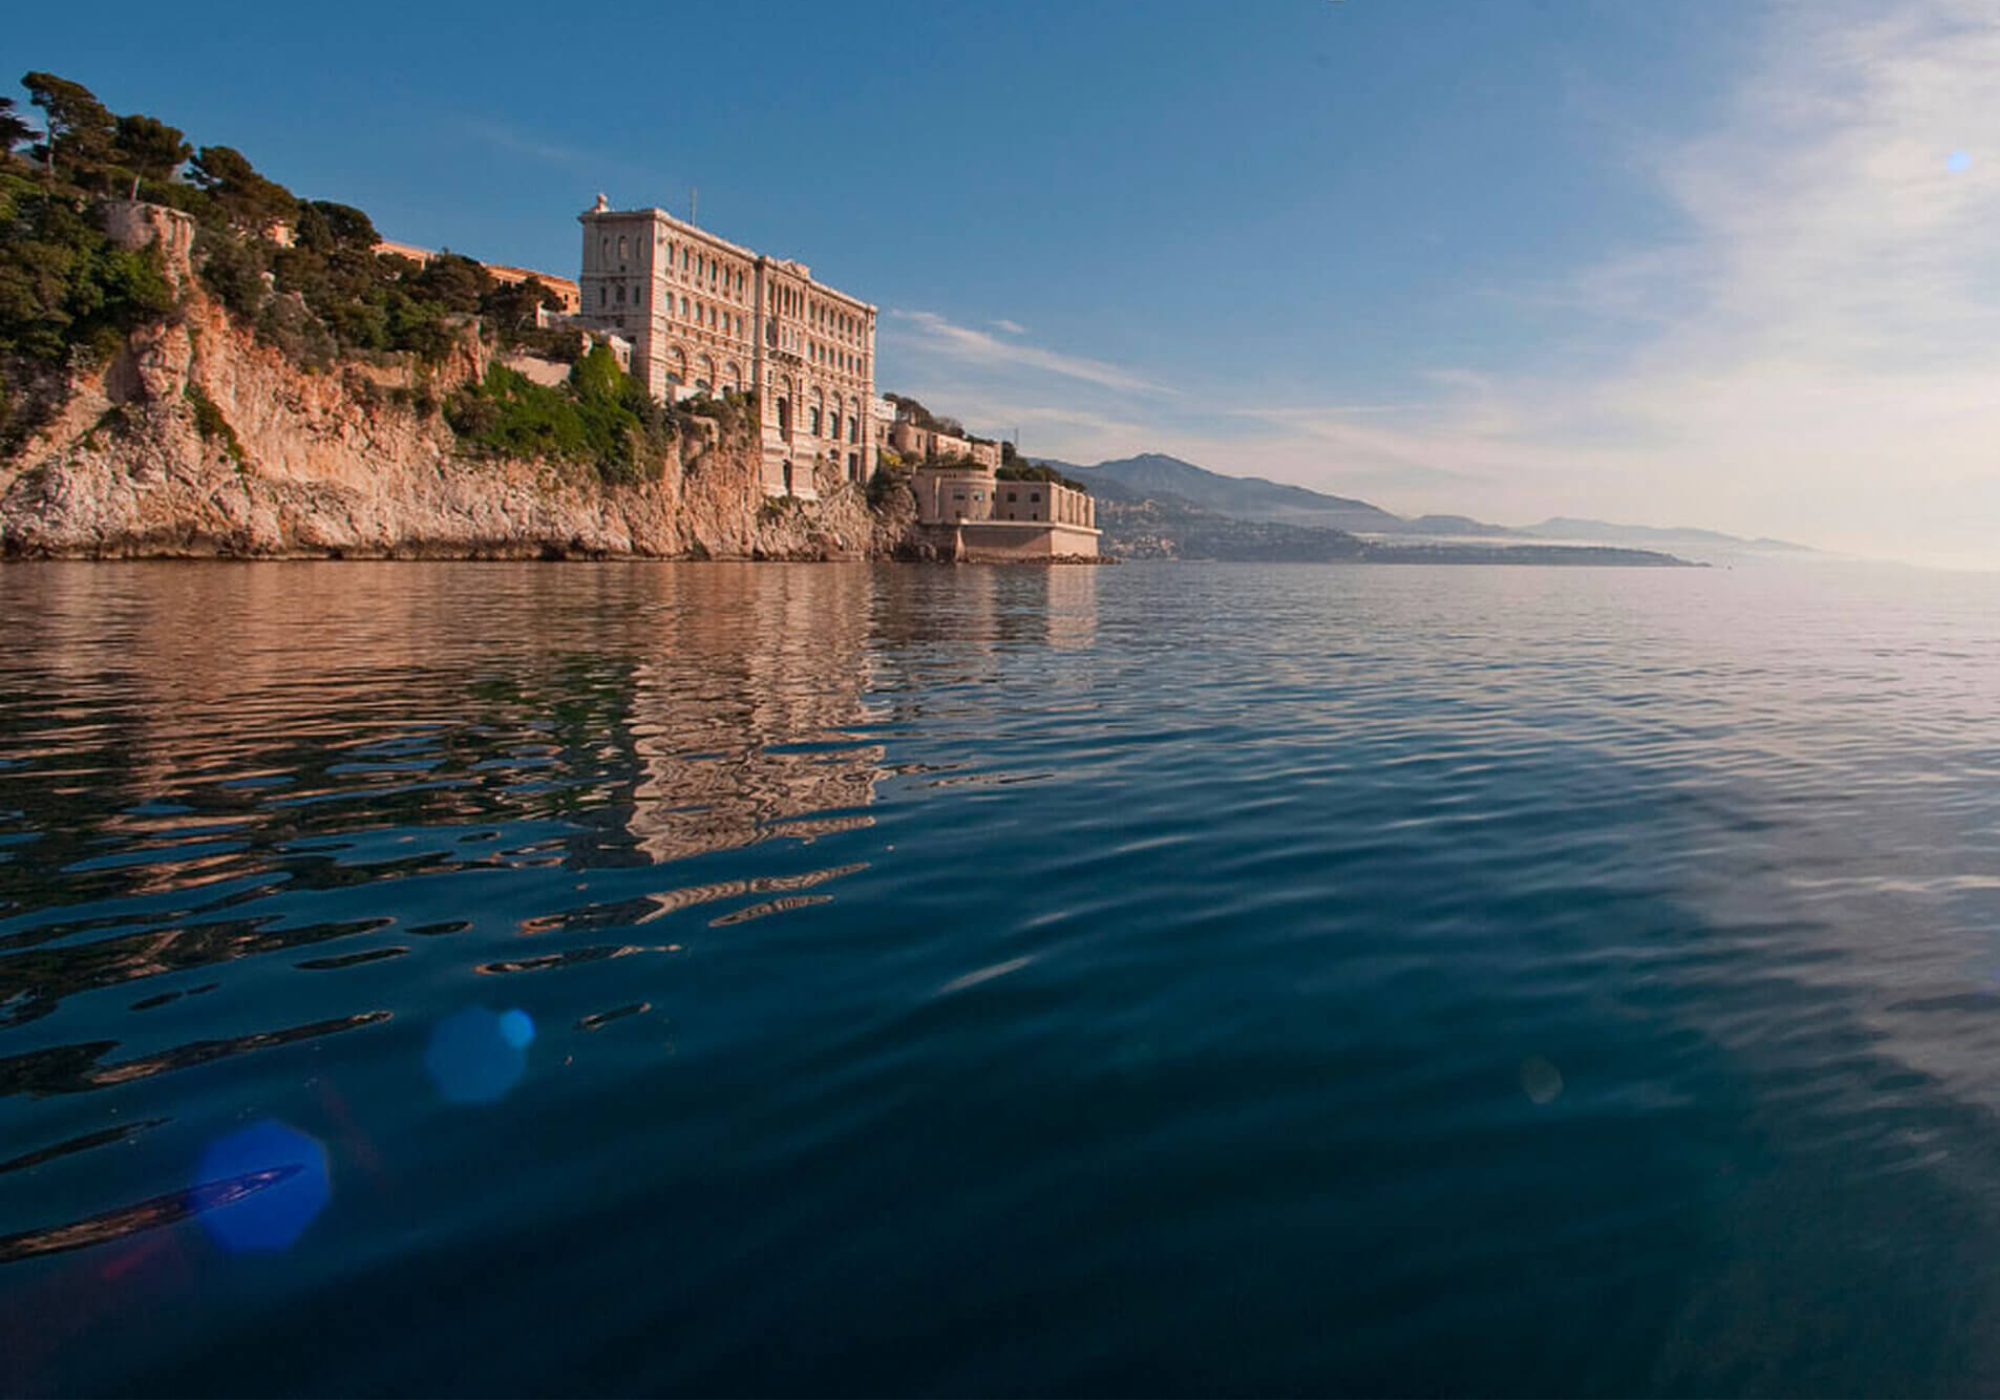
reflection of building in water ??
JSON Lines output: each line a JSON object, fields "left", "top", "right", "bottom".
{"left": 625, "top": 567, "right": 884, "bottom": 864}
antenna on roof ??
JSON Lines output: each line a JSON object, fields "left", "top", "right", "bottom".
{"left": 688, "top": 186, "right": 698, "bottom": 225}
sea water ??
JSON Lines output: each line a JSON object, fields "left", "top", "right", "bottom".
{"left": 2, "top": 560, "right": 1997, "bottom": 1395}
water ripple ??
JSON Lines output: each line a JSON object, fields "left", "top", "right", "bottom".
{"left": 1, "top": 561, "right": 1998, "bottom": 1395}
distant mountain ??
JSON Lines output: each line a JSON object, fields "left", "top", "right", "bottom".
{"left": 1521, "top": 518, "right": 1814, "bottom": 552}
{"left": 1400, "top": 514, "right": 1522, "bottom": 539}
{"left": 1092, "top": 494, "right": 1691, "bottom": 567}
{"left": 1053, "top": 454, "right": 1407, "bottom": 533}
{"left": 1036, "top": 451, "right": 1808, "bottom": 555}
{"left": 1094, "top": 494, "right": 1365, "bottom": 562}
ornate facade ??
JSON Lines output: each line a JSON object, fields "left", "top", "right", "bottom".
{"left": 577, "top": 198, "right": 878, "bottom": 500}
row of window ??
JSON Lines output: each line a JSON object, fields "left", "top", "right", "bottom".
{"left": 671, "top": 295, "right": 743, "bottom": 337}
{"left": 594, "top": 282, "right": 750, "bottom": 339}
{"left": 809, "top": 341, "right": 864, "bottom": 375}
{"left": 803, "top": 406, "right": 863, "bottom": 444}
{"left": 598, "top": 233, "right": 751, "bottom": 300}
{"left": 767, "top": 283, "right": 867, "bottom": 342}
{"left": 662, "top": 235, "right": 746, "bottom": 297}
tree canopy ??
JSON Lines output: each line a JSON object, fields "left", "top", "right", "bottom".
{"left": 22, "top": 72, "right": 115, "bottom": 185}
{"left": 0, "top": 69, "right": 658, "bottom": 474}
{"left": 996, "top": 462, "right": 1088, "bottom": 492}
{"left": 0, "top": 98, "right": 36, "bottom": 162}
{"left": 883, "top": 392, "right": 963, "bottom": 438}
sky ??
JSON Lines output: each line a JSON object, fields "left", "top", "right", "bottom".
{"left": 14, "top": 0, "right": 2000, "bottom": 566}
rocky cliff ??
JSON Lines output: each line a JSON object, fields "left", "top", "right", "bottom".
{"left": 0, "top": 210, "right": 914, "bottom": 561}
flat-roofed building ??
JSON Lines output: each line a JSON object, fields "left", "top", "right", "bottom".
{"left": 576, "top": 197, "right": 878, "bottom": 500}
{"left": 911, "top": 461, "right": 1099, "bottom": 560}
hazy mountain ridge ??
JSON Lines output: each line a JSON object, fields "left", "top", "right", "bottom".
{"left": 1084, "top": 480, "right": 1693, "bottom": 568}
{"left": 1044, "top": 453, "right": 1808, "bottom": 554}
{"left": 1522, "top": 517, "right": 1813, "bottom": 551}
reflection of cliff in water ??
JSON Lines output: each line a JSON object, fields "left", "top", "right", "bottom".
{"left": 625, "top": 566, "right": 883, "bottom": 863}
{"left": 0, "top": 564, "right": 906, "bottom": 1042}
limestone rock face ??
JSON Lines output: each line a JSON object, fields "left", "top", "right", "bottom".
{"left": 2, "top": 288, "right": 895, "bottom": 562}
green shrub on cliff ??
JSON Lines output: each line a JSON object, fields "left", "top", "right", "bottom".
{"left": 184, "top": 382, "right": 245, "bottom": 465}
{"left": 997, "top": 462, "right": 1089, "bottom": 493}
{"left": 446, "top": 344, "right": 671, "bottom": 486}
{"left": 0, "top": 168, "right": 173, "bottom": 446}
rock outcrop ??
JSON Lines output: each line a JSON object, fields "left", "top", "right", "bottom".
{"left": 1, "top": 227, "right": 910, "bottom": 561}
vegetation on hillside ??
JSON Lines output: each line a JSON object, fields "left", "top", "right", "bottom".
{"left": 446, "top": 346, "right": 762, "bottom": 485}
{"left": 996, "top": 462, "right": 1088, "bottom": 492}
{"left": 0, "top": 71, "right": 694, "bottom": 484}
{"left": 882, "top": 393, "right": 962, "bottom": 438}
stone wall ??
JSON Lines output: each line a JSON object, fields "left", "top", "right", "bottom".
{"left": 98, "top": 201, "right": 197, "bottom": 288}
{"left": 952, "top": 522, "right": 1101, "bottom": 562}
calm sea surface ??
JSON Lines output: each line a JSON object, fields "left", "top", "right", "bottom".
{"left": 2, "top": 560, "right": 1998, "bottom": 1396}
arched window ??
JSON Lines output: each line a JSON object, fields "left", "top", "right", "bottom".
{"left": 599, "top": 287, "right": 607, "bottom": 307}
{"left": 829, "top": 411, "right": 841, "bottom": 440}
{"left": 617, "top": 235, "right": 627, "bottom": 261}
{"left": 600, "top": 237, "right": 609, "bottom": 264}
{"left": 668, "top": 345, "right": 688, "bottom": 384}
{"left": 615, "top": 284, "right": 626, "bottom": 304}
{"left": 809, "top": 405, "right": 821, "bottom": 435}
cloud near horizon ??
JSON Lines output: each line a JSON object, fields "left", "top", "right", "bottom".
{"left": 883, "top": 0, "right": 2000, "bottom": 568}
{"left": 884, "top": 310, "right": 1171, "bottom": 397}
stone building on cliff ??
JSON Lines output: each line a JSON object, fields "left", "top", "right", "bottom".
{"left": 576, "top": 197, "right": 877, "bottom": 501}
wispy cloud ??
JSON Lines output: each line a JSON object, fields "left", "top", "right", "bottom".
{"left": 989, "top": 318, "right": 1028, "bottom": 335}
{"left": 460, "top": 120, "right": 596, "bottom": 171}
{"left": 876, "top": 3, "right": 2000, "bottom": 565}
{"left": 885, "top": 310, "right": 1171, "bottom": 396}
{"left": 1217, "top": 1, "right": 2000, "bottom": 563}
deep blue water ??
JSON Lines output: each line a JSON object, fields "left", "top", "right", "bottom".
{"left": 2, "top": 560, "right": 1999, "bottom": 1396}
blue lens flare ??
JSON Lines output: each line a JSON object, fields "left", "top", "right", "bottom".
{"left": 426, "top": 1007, "right": 530, "bottom": 1103}
{"left": 1948, "top": 150, "right": 1971, "bottom": 173}
{"left": 194, "top": 1120, "right": 331, "bottom": 1253}
{"left": 497, "top": 1008, "right": 536, "bottom": 1049}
